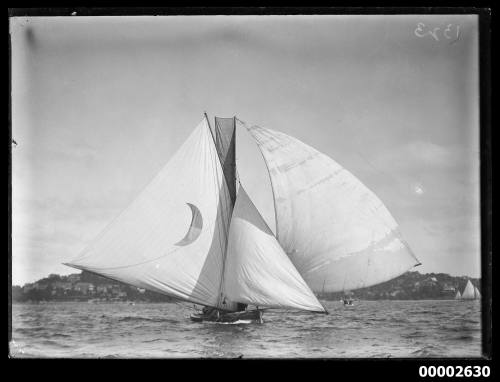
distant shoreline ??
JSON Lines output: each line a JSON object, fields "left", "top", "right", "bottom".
{"left": 11, "top": 298, "right": 481, "bottom": 305}
{"left": 11, "top": 270, "right": 480, "bottom": 304}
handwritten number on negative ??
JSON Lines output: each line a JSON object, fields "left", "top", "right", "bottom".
{"left": 414, "top": 23, "right": 460, "bottom": 43}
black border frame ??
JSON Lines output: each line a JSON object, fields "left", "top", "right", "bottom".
{"left": 7, "top": 7, "right": 493, "bottom": 374}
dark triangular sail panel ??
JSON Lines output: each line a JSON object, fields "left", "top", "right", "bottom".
{"left": 213, "top": 116, "right": 247, "bottom": 312}
{"left": 214, "top": 117, "right": 237, "bottom": 206}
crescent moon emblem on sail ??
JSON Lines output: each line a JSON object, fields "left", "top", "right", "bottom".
{"left": 174, "top": 203, "right": 203, "bottom": 246}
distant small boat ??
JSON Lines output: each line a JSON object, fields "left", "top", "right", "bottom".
{"left": 341, "top": 295, "right": 354, "bottom": 306}
{"left": 340, "top": 289, "right": 354, "bottom": 306}
{"left": 454, "top": 290, "right": 461, "bottom": 300}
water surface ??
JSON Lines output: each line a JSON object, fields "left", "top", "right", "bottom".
{"left": 10, "top": 300, "right": 481, "bottom": 358}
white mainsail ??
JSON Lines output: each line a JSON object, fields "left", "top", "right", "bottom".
{"left": 223, "top": 187, "right": 325, "bottom": 312}
{"left": 454, "top": 290, "right": 462, "bottom": 300}
{"left": 473, "top": 286, "right": 481, "bottom": 299}
{"left": 243, "top": 122, "right": 421, "bottom": 293}
{"left": 461, "top": 280, "right": 476, "bottom": 300}
{"left": 65, "top": 114, "right": 424, "bottom": 317}
{"left": 65, "top": 119, "right": 234, "bottom": 309}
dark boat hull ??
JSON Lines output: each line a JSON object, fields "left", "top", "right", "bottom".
{"left": 190, "top": 309, "right": 264, "bottom": 323}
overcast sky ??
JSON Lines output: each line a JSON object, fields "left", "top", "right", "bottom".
{"left": 10, "top": 15, "right": 480, "bottom": 285}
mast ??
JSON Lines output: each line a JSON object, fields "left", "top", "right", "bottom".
{"left": 211, "top": 115, "right": 246, "bottom": 311}
{"left": 204, "top": 112, "right": 216, "bottom": 143}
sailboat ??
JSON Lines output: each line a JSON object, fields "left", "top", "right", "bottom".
{"left": 460, "top": 280, "right": 480, "bottom": 300}
{"left": 454, "top": 290, "right": 461, "bottom": 300}
{"left": 474, "top": 286, "right": 481, "bottom": 299}
{"left": 64, "top": 114, "right": 421, "bottom": 323}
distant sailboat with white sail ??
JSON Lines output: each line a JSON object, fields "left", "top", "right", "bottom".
{"left": 474, "top": 286, "right": 481, "bottom": 299}
{"left": 459, "top": 280, "right": 480, "bottom": 301}
{"left": 64, "top": 114, "right": 420, "bottom": 323}
{"left": 454, "top": 290, "right": 461, "bottom": 300}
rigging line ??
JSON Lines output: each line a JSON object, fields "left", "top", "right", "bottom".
{"left": 201, "top": 127, "right": 229, "bottom": 308}
{"left": 208, "top": 129, "right": 226, "bottom": 254}
{"left": 213, "top": 121, "right": 233, "bottom": 241}
{"left": 204, "top": 112, "right": 216, "bottom": 144}
{"left": 213, "top": 119, "right": 235, "bottom": 223}
{"left": 234, "top": 116, "right": 243, "bottom": 191}
{"left": 220, "top": 119, "right": 242, "bottom": 308}
{"left": 206, "top": 125, "right": 229, "bottom": 309}
{"left": 215, "top": 163, "right": 233, "bottom": 308}
{"left": 212, "top": 118, "right": 240, "bottom": 308}
{"left": 207, "top": 114, "right": 232, "bottom": 239}
{"left": 215, "top": 126, "right": 232, "bottom": 239}
{"left": 207, "top": 115, "right": 232, "bottom": 236}
{"left": 214, "top": 117, "right": 235, "bottom": 216}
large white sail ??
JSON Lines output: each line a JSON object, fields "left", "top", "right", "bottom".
{"left": 461, "top": 280, "right": 476, "bottom": 300}
{"left": 223, "top": 187, "right": 325, "bottom": 312}
{"left": 243, "top": 123, "right": 421, "bottom": 293}
{"left": 65, "top": 119, "right": 233, "bottom": 308}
